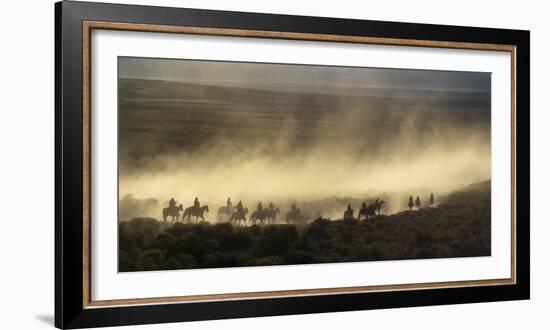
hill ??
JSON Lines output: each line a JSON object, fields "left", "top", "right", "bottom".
{"left": 119, "top": 182, "right": 490, "bottom": 271}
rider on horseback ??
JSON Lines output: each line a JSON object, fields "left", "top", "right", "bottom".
{"left": 236, "top": 201, "right": 244, "bottom": 214}
{"left": 291, "top": 202, "right": 297, "bottom": 213}
{"left": 227, "top": 198, "right": 232, "bottom": 210}
{"left": 169, "top": 197, "right": 177, "bottom": 210}
{"left": 257, "top": 202, "right": 263, "bottom": 213}
{"left": 268, "top": 202, "right": 274, "bottom": 211}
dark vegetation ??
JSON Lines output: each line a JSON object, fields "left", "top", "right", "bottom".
{"left": 119, "top": 182, "right": 490, "bottom": 272}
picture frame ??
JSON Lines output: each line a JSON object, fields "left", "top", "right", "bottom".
{"left": 55, "top": 1, "right": 530, "bottom": 328}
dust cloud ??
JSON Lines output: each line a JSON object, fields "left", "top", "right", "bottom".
{"left": 118, "top": 57, "right": 491, "bottom": 221}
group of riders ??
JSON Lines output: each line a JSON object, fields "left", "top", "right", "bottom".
{"left": 344, "top": 198, "right": 386, "bottom": 221}
{"left": 219, "top": 198, "right": 302, "bottom": 226}
{"left": 162, "top": 197, "right": 209, "bottom": 223}
{"left": 162, "top": 196, "right": 301, "bottom": 225}
{"left": 408, "top": 194, "right": 434, "bottom": 210}
{"left": 162, "top": 195, "right": 391, "bottom": 225}
{"left": 162, "top": 193, "right": 435, "bottom": 224}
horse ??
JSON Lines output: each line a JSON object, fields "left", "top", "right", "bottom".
{"left": 229, "top": 208, "right": 248, "bottom": 226}
{"left": 182, "top": 205, "right": 209, "bottom": 223}
{"left": 358, "top": 203, "right": 376, "bottom": 220}
{"left": 249, "top": 210, "right": 265, "bottom": 225}
{"left": 249, "top": 209, "right": 267, "bottom": 225}
{"left": 266, "top": 207, "right": 280, "bottom": 224}
{"left": 285, "top": 208, "right": 301, "bottom": 225}
{"left": 162, "top": 204, "right": 183, "bottom": 222}
{"left": 375, "top": 200, "right": 386, "bottom": 215}
{"left": 217, "top": 206, "right": 233, "bottom": 222}
{"left": 358, "top": 199, "right": 387, "bottom": 220}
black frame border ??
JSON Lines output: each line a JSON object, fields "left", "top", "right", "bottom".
{"left": 55, "top": 1, "right": 530, "bottom": 328}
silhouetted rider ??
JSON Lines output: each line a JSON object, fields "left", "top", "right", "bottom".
{"left": 169, "top": 198, "right": 177, "bottom": 210}
{"left": 236, "top": 201, "right": 244, "bottom": 214}
{"left": 227, "top": 198, "right": 232, "bottom": 209}
{"left": 194, "top": 197, "right": 200, "bottom": 209}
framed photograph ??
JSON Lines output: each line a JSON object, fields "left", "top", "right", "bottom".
{"left": 55, "top": 1, "right": 530, "bottom": 328}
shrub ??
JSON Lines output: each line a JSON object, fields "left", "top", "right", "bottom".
{"left": 118, "top": 185, "right": 491, "bottom": 271}
{"left": 246, "top": 256, "right": 283, "bottom": 266}
{"left": 285, "top": 250, "right": 315, "bottom": 264}
{"left": 219, "top": 230, "right": 252, "bottom": 251}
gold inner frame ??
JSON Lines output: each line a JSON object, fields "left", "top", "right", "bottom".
{"left": 82, "top": 20, "right": 517, "bottom": 308}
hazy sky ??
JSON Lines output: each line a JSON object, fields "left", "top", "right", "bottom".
{"left": 119, "top": 56, "right": 491, "bottom": 95}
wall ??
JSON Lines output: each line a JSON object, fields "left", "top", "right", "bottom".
{"left": 0, "top": 0, "right": 546, "bottom": 329}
